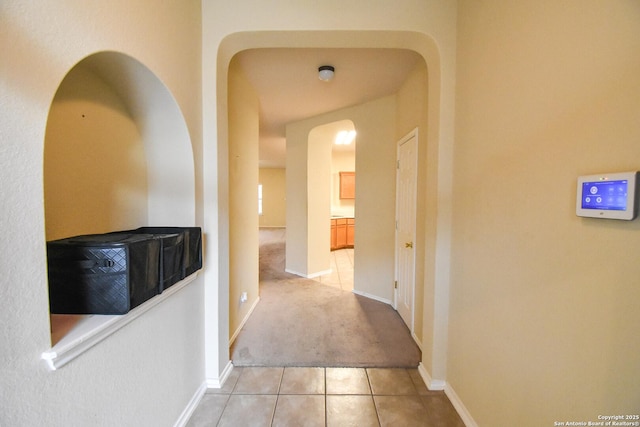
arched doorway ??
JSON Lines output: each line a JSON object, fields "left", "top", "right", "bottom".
{"left": 207, "top": 31, "right": 445, "bottom": 387}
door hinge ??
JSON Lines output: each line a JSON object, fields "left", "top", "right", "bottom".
{"left": 397, "top": 160, "right": 400, "bottom": 169}
{"left": 394, "top": 280, "right": 398, "bottom": 289}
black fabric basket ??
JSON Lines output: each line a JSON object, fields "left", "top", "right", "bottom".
{"left": 109, "top": 230, "right": 185, "bottom": 292}
{"left": 132, "top": 227, "right": 202, "bottom": 279}
{"left": 47, "top": 233, "right": 161, "bottom": 315}
{"left": 155, "top": 232, "right": 184, "bottom": 291}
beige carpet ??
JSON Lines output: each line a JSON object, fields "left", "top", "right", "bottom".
{"left": 230, "top": 228, "right": 421, "bottom": 367}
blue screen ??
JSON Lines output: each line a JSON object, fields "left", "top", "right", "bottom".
{"left": 581, "top": 179, "right": 628, "bottom": 211}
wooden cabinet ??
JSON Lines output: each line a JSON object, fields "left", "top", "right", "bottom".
{"left": 346, "top": 218, "right": 355, "bottom": 247}
{"left": 336, "top": 218, "right": 347, "bottom": 248}
{"left": 339, "top": 172, "right": 355, "bottom": 199}
{"left": 331, "top": 219, "right": 337, "bottom": 250}
{"left": 331, "top": 217, "right": 355, "bottom": 250}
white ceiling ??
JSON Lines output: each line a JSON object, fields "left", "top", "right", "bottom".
{"left": 233, "top": 48, "right": 421, "bottom": 168}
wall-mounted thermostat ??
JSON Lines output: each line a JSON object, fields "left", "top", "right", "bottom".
{"left": 576, "top": 171, "right": 639, "bottom": 220}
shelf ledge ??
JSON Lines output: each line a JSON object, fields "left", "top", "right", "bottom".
{"left": 42, "top": 272, "right": 198, "bottom": 371}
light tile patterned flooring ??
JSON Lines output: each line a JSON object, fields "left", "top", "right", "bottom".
{"left": 313, "top": 248, "right": 354, "bottom": 292}
{"left": 187, "top": 366, "right": 465, "bottom": 426}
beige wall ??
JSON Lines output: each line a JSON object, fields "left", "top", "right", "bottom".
{"left": 351, "top": 96, "right": 398, "bottom": 302}
{"left": 284, "top": 121, "right": 310, "bottom": 276}
{"left": 307, "top": 125, "right": 333, "bottom": 275}
{"left": 286, "top": 96, "right": 398, "bottom": 301}
{"left": 285, "top": 118, "right": 333, "bottom": 277}
{"left": 259, "top": 168, "right": 287, "bottom": 227}
{"left": 1, "top": 1, "right": 203, "bottom": 426}
{"left": 44, "top": 53, "right": 198, "bottom": 240}
{"left": 228, "top": 59, "right": 260, "bottom": 341}
{"left": 44, "top": 64, "right": 147, "bottom": 240}
{"left": 451, "top": 0, "right": 640, "bottom": 424}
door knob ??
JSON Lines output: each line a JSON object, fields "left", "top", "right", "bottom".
{"left": 405, "top": 242, "right": 413, "bottom": 248}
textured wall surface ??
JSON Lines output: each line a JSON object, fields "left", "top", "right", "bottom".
{"left": 0, "top": 1, "right": 204, "bottom": 426}
{"left": 258, "top": 168, "right": 287, "bottom": 228}
{"left": 451, "top": 1, "right": 640, "bottom": 424}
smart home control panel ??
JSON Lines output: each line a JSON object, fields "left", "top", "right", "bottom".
{"left": 576, "top": 171, "right": 639, "bottom": 220}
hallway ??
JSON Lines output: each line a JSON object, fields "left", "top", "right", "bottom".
{"left": 229, "top": 228, "right": 421, "bottom": 367}
{"left": 259, "top": 226, "right": 355, "bottom": 290}
{"left": 197, "top": 229, "right": 465, "bottom": 425}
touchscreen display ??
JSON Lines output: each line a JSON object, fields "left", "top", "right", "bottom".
{"left": 581, "top": 179, "right": 628, "bottom": 211}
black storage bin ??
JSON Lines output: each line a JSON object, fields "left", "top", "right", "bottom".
{"left": 132, "top": 227, "right": 202, "bottom": 278}
{"left": 47, "top": 233, "right": 161, "bottom": 315}
{"left": 155, "top": 232, "right": 184, "bottom": 291}
{"left": 109, "top": 230, "right": 184, "bottom": 292}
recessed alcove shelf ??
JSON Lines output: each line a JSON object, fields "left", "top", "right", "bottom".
{"left": 42, "top": 51, "right": 199, "bottom": 372}
{"left": 42, "top": 272, "right": 198, "bottom": 371}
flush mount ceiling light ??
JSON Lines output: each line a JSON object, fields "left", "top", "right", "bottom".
{"left": 318, "top": 65, "right": 335, "bottom": 82}
{"left": 335, "top": 130, "right": 356, "bottom": 145}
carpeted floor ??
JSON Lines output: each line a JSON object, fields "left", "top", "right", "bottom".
{"left": 229, "top": 228, "right": 421, "bottom": 367}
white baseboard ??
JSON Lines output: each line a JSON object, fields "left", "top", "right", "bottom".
{"left": 351, "top": 289, "right": 393, "bottom": 306}
{"left": 229, "top": 296, "right": 261, "bottom": 346}
{"left": 173, "top": 380, "right": 207, "bottom": 427}
{"left": 417, "top": 362, "right": 445, "bottom": 391}
{"left": 411, "top": 332, "right": 423, "bottom": 351}
{"left": 307, "top": 269, "right": 332, "bottom": 278}
{"left": 284, "top": 268, "right": 332, "bottom": 279}
{"left": 206, "top": 360, "right": 234, "bottom": 389}
{"left": 417, "top": 364, "right": 477, "bottom": 426}
{"left": 445, "top": 382, "right": 478, "bottom": 427}
{"left": 180, "top": 363, "right": 235, "bottom": 425}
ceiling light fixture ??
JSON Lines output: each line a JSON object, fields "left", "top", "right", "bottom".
{"left": 318, "top": 65, "right": 335, "bottom": 82}
{"left": 335, "top": 130, "right": 356, "bottom": 145}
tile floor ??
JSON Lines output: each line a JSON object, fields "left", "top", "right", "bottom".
{"left": 187, "top": 366, "right": 465, "bottom": 426}
{"left": 314, "top": 248, "right": 354, "bottom": 292}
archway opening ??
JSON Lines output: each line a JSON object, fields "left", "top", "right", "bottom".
{"left": 210, "top": 30, "right": 443, "bottom": 384}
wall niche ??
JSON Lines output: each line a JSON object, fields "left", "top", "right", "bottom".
{"left": 43, "top": 51, "right": 196, "bottom": 348}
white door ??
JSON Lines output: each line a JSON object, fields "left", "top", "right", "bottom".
{"left": 395, "top": 129, "right": 418, "bottom": 331}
